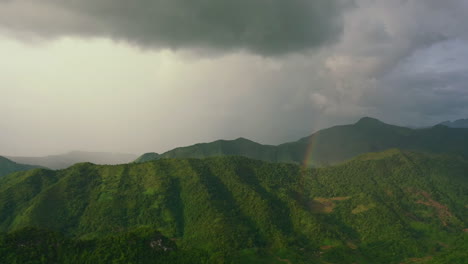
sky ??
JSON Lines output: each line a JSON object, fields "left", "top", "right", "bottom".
{"left": 1, "top": 0, "right": 468, "bottom": 156}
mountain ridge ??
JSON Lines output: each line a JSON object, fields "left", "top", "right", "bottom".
{"left": 0, "top": 156, "right": 41, "bottom": 177}
{"left": 135, "top": 117, "right": 468, "bottom": 167}
{"left": 439, "top": 118, "right": 468, "bottom": 128}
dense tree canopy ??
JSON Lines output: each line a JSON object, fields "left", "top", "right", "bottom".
{"left": 0, "top": 150, "right": 466, "bottom": 263}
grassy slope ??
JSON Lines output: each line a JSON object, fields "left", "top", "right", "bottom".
{"left": 0, "top": 151, "right": 466, "bottom": 263}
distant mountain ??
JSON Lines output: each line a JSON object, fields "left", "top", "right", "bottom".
{"left": 136, "top": 117, "right": 468, "bottom": 167}
{"left": 134, "top": 152, "right": 161, "bottom": 163}
{"left": 154, "top": 136, "right": 277, "bottom": 161}
{"left": 0, "top": 151, "right": 466, "bottom": 263}
{"left": 439, "top": 118, "right": 468, "bottom": 128}
{"left": 7, "top": 151, "right": 138, "bottom": 170}
{"left": 0, "top": 156, "right": 40, "bottom": 177}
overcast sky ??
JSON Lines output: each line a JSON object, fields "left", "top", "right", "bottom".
{"left": 1, "top": 0, "right": 468, "bottom": 156}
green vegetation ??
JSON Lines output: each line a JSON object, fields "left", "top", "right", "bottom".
{"left": 0, "top": 150, "right": 466, "bottom": 263}
{"left": 135, "top": 117, "right": 468, "bottom": 167}
{"left": 134, "top": 152, "right": 161, "bottom": 163}
{"left": 0, "top": 227, "right": 207, "bottom": 263}
{"left": 0, "top": 156, "right": 40, "bottom": 178}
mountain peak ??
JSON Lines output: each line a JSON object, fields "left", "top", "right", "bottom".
{"left": 134, "top": 152, "right": 160, "bottom": 163}
{"left": 355, "top": 117, "right": 385, "bottom": 126}
{"left": 233, "top": 137, "right": 253, "bottom": 142}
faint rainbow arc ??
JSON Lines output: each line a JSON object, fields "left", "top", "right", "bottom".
{"left": 297, "top": 132, "right": 320, "bottom": 204}
{"left": 302, "top": 132, "right": 320, "bottom": 169}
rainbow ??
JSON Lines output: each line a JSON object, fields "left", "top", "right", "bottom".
{"left": 296, "top": 132, "right": 321, "bottom": 203}
{"left": 301, "top": 132, "right": 320, "bottom": 169}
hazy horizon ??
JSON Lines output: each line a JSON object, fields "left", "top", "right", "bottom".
{"left": 0, "top": 116, "right": 461, "bottom": 157}
{"left": 2, "top": 0, "right": 468, "bottom": 156}
{"left": 2, "top": 150, "right": 139, "bottom": 158}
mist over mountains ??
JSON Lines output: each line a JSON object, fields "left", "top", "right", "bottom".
{"left": 439, "top": 118, "right": 468, "bottom": 128}
{"left": 0, "top": 117, "right": 467, "bottom": 263}
{"left": 2, "top": 1, "right": 468, "bottom": 262}
{"left": 5, "top": 151, "right": 138, "bottom": 170}
{"left": 2, "top": 116, "right": 468, "bottom": 173}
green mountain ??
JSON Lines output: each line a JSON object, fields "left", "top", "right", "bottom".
{"left": 134, "top": 152, "right": 161, "bottom": 163}
{"left": 0, "top": 156, "right": 40, "bottom": 177}
{"left": 0, "top": 227, "right": 205, "bottom": 264}
{"left": 152, "top": 137, "right": 278, "bottom": 162}
{"left": 136, "top": 117, "right": 468, "bottom": 167}
{"left": 0, "top": 151, "right": 466, "bottom": 263}
{"left": 7, "top": 151, "right": 138, "bottom": 170}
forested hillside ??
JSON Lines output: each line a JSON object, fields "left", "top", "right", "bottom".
{"left": 0, "top": 150, "right": 466, "bottom": 263}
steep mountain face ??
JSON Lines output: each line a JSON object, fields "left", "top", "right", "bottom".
{"left": 439, "top": 118, "right": 468, "bottom": 128}
{"left": 7, "top": 151, "right": 138, "bottom": 170}
{"left": 136, "top": 117, "right": 468, "bottom": 167}
{"left": 0, "top": 151, "right": 466, "bottom": 263}
{"left": 0, "top": 156, "right": 40, "bottom": 177}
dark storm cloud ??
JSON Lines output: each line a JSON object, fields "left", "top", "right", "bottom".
{"left": 368, "top": 71, "right": 468, "bottom": 117}
{"left": 0, "top": 0, "right": 349, "bottom": 55}
{"left": 317, "top": 0, "right": 468, "bottom": 126}
{"left": 356, "top": 35, "right": 468, "bottom": 126}
{"left": 1, "top": 0, "right": 468, "bottom": 156}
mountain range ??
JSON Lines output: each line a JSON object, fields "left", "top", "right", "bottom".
{"left": 1, "top": 117, "right": 467, "bottom": 263}
{"left": 136, "top": 117, "right": 468, "bottom": 167}
{"left": 0, "top": 150, "right": 466, "bottom": 263}
{"left": 439, "top": 118, "right": 468, "bottom": 128}
{"left": 5, "top": 151, "right": 138, "bottom": 170}
{"left": 3, "top": 116, "right": 468, "bottom": 176}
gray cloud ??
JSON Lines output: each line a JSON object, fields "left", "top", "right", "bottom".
{"left": 1, "top": 0, "right": 468, "bottom": 156}
{"left": 0, "top": 0, "right": 349, "bottom": 55}
{"left": 309, "top": 0, "right": 468, "bottom": 126}
{"left": 361, "top": 38, "right": 468, "bottom": 125}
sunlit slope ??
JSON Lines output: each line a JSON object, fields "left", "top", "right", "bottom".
{"left": 136, "top": 117, "right": 468, "bottom": 167}
{"left": 0, "top": 150, "right": 466, "bottom": 263}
